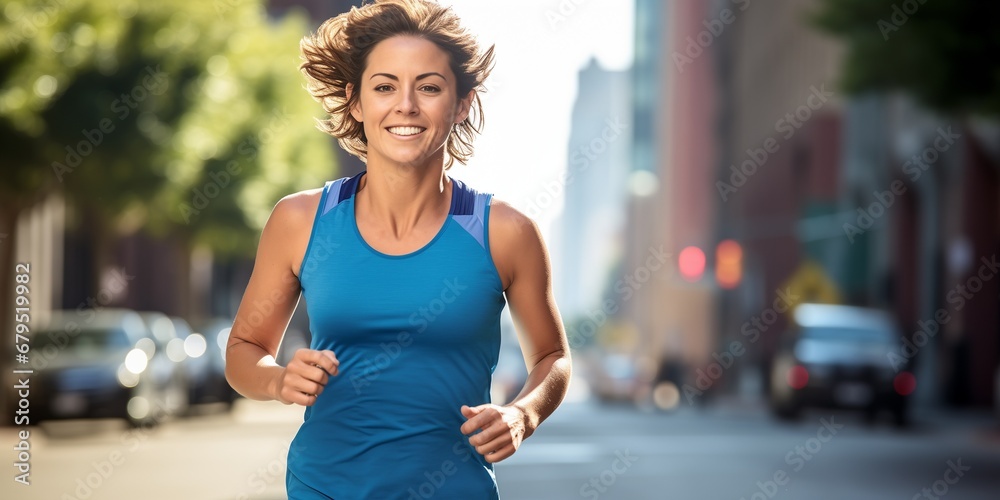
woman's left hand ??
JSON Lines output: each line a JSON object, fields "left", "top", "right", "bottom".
{"left": 460, "top": 404, "right": 531, "bottom": 463}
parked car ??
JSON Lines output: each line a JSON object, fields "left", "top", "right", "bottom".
{"left": 770, "top": 303, "right": 914, "bottom": 427}
{"left": 158, "top": 316, "right": 232, "bottom": 410}
{"left": 190, "top": 318, "right": 241, "bottom": 407}
{"left": 589, "top": 352, "right": 647, "bottom": 405}
{"left": 29, "top": 309, "right": 175, "bottom": 427}
{"left": 137, "top": 311, "right": 191, "bottom": 417}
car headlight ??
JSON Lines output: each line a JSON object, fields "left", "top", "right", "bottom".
{"left": 117, "top": 364, "right": 141, "bottom": 388}
{"left": 183, "top": 333, "right": 207, "bottom": 359}
{"left": 125, "top": 348, "right": 148, "bottom": 374}
{"left": 166, "top": 338, "right": 187, "bottom": 363}
{"left": 136, "top": 338, "right": 156, "bottom": 358}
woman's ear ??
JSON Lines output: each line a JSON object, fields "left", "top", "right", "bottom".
{"left": 346, "top": 82, "right": 362, "bottom": 123}
{"left": 454, "top": 89, "right": 474, "bottom": 125}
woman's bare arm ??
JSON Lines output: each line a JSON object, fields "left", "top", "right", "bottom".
{"left": 493, "top": 200, "right": 572, "bottom": 430}
{"left": 224, "top": 190, "right": 339, "bottom": 405}
{"left": 460, "top": 199, "right": 572, "bottom": 463}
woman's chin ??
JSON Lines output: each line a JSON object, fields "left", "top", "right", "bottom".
{"left": 374, "top": 149, "right": 445, "bottom": 169}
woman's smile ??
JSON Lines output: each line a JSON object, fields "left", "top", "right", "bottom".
{"left": 386, "top": 125, "right": 427, "bottom": 139}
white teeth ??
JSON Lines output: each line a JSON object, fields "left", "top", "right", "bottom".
{"left": 388, "top": 126, "right": 425, "bottom": 136}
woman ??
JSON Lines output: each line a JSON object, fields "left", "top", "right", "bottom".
{"left": 224, "top": 0, "right": 571, "bottom": 498}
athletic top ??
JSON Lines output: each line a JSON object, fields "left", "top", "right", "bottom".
{"left": 287, "top": 170, "right": 506, "bottom": 499}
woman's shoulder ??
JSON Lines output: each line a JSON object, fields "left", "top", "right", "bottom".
{"left": 487, "top": 196, "right": 543, "bottom": 247}
{"left": 261, "top": 186, "right": 329, "bottom": 276}
{"left": 267, "top": 185, "right": 327, "bottom": 232}
{"left": 486, "top": 196, "right": 548, "bottom": 291}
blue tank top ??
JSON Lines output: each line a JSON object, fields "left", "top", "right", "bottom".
{"left": 288, "top": 170, "right": 506, "bottom": 499}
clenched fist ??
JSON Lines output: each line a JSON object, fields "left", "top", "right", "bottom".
{"left": 274, "top": 348, "right": 339, "bottom": 406}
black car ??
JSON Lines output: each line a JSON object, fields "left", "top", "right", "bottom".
{"left": 769, "top": 303, "right": 914, "bottom": 427}
{"left": 137, "top": 311, "right": 192, "bottom": 417}
{"left": 29, "top": 309, "right": 177, "bottom": 427}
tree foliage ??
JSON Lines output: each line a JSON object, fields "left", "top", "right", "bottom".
{"left": 813, "top": 0, "right": 1000, "bottom": 117}
{"left": 0, "top": 0, "right": 336, "bottom": 257}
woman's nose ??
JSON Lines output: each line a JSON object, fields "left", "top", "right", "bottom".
{"left": 395, "top": 88, "right": 418, "bottom": 114}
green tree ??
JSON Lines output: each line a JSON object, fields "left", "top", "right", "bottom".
{"left": 813, "top": 0, "right": 1000, "bottom": 117}
{"left": 0, "top": 1, "right": 334, "bottom": 335}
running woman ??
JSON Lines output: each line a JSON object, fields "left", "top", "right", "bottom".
{"left": 224, "top": 1, "right": 572, "bottom": 498}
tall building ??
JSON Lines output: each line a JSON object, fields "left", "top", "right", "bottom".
{"left": 616, "top": 0, "right": 665, "bottom": 363}
{"left": 616, "top": 0, "right": 724, "bottom": 386}
{"left": 712, "top": 0, "right": 999, "bottom": 407}
{"left": 554, "top": 58, "right": 632, "bottom": 321}
{"left": 713, "top": 0, "right": 844, "bottom": 396}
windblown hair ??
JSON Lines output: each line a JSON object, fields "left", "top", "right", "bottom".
{"left": 299, "top": 0, "right": 496, "bottom": 170}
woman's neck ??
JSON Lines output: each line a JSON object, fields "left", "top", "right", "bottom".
{"left": 356, "top": 163, "right": 451, "bottom": 236}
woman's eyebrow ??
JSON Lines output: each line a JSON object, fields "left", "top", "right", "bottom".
{"left": 369, "top": 72, "right": 446, "bottom": 81}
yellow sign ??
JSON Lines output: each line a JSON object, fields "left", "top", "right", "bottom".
{"left": 780, "top": 259, "right": 841, "bottom": 314}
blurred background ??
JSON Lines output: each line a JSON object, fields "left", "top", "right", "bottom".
{"left": 2, "top": 0, "right": 999, "bottom": 498}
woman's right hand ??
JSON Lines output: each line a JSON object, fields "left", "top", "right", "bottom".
{"left": 274, "top": 348, "right": 340, "bottom": 406}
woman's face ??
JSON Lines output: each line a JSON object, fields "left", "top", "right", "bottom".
{"left": 349, "top": 35, "right": 473, "bottom": 170}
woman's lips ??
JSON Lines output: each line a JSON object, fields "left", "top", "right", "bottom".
{"left": 386, "top": 126, "right": 426, "bottom": 139}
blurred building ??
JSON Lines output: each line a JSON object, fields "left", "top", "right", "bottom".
{"left": 712, "top": 0, "right": 999, "bottom": 408}
{"left": 712, "top": 0, "right": 844, "bottom": 398}
{"left": 616, "top": 0, "right": 999, "bottom": 409}
{"left": 614, "top": 0, "right": 724, "bottom": 395}
{"left": 553, "top": 58, "right": 631, "bottom": 322}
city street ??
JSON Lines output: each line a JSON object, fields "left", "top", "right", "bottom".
{"left": 3, "top": 396, "right": 999, "bottom": 499}
{"left": 3, "top": 2, "right": 999, "bottom": 500}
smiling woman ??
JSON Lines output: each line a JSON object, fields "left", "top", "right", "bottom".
{"left": 298, "top": 0, "right": 495, "bottom": 171}
{"left": 343, "top": 36, "right": 473, "bottom": 173}
{"left": 224, "top": 1, "right": 572, "bottom": 499}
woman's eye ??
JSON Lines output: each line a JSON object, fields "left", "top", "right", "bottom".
{"left": 373, "top": 84, "right": 440, "bottom": 93}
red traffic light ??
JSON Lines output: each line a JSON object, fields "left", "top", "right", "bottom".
{"left": 679, "top": 246, "right": 706, "bottom": 282}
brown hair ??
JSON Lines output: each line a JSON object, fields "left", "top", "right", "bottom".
{"left": 299, "top": 0, "right": 495, "bottom": 170}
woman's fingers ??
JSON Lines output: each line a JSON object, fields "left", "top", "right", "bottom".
{"left": 484, "top": 444, "right": 516, "bottom": 463}
{"left": 293, "top": 361, "right": 331, "bottom": 386}
{"left": 474, "top": 423, "right": 513, "bottom": 455}
{"left": 279, "top": 348, "right": 340, "bottom": 406}
{"left": 282, "top": 390, "right": 317, "bottom": 407}
{"left": 297, "top": 348, "right": 339, "bottom": 376}
{"left": 291, "top": 378, "right": 324, "bottom": 396}
{"left": 281, "top": 376, "right": 323, "bottom": 405}
{"left": 460, "top": 404, "right": 528, "bottom": 463}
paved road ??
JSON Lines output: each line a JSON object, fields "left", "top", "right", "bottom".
{"left": 498, "top": 401, "right": 1000, "bottom": 499}
{"left": 2, "top": 397, "right": 998, "bottom": 499}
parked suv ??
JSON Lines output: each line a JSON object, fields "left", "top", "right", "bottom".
{"left": 29, "top": 309, "right": 177, "bottom": 427}
{"left": 770, "top": 304, "right": 914, "bottom": 427}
